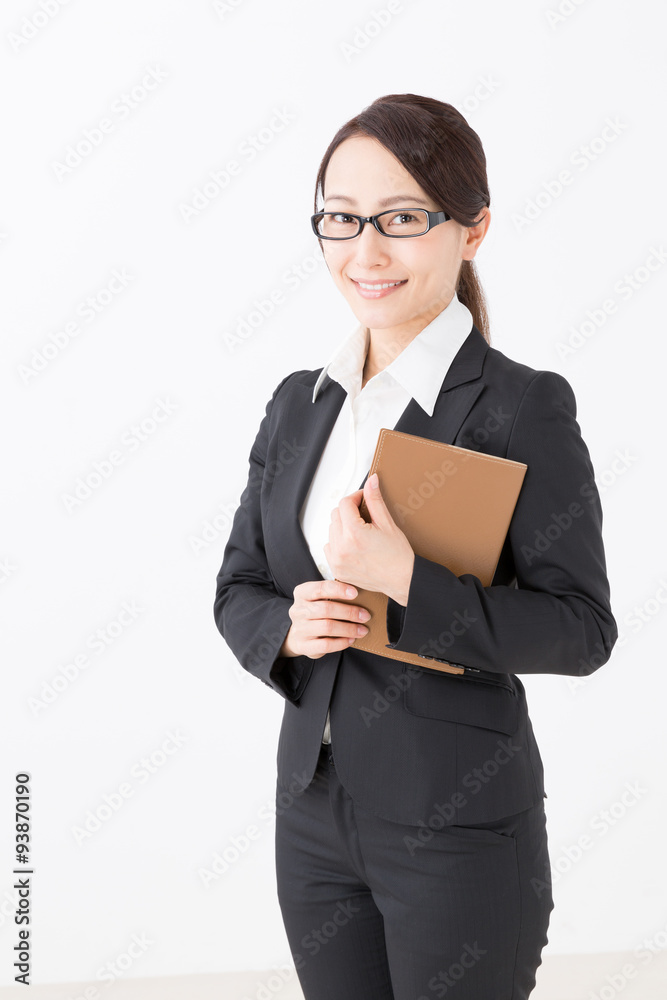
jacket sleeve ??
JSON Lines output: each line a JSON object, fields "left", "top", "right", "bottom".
{"left": 213, "top": 372, "right": 313, "bottom": 704}
{"left": 385, "top": 370, "right": 618, "bottom": 676}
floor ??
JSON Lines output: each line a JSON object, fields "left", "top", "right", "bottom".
{"left": 1, "top": 951, "right": 665, "bottom": 998}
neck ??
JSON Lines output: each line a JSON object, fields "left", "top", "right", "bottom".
{"left": 362, "top": 292, "right": 455, "bottom": 384}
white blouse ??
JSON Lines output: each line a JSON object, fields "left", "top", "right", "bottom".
{"left": 299, "top": 292, "right": 475, "bottom": 743}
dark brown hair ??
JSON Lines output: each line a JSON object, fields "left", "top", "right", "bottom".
{"left": 313, "top": 93, "right": 491, "bottom": 343}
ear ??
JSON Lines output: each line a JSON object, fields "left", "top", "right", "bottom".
{"left": 462, "top": 207, "right": 491, "bottom": 261}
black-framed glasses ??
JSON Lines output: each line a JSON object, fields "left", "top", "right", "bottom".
{"left": 310, "top": 207, "right": 451, "bottom": 240}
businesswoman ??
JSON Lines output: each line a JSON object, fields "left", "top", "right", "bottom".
{"left": 214, "top": 94, "right": 617, "bottom": 1000}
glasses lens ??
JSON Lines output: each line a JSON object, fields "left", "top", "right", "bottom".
{"left": 376, "top": 209, "right": 429, "bottom": 236}
{"left": 314, "top": 213, "right": 359, "bottom": 239}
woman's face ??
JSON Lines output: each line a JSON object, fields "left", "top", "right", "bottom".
{"left": 320, "top": 134, "right": 488, "bottom": 343}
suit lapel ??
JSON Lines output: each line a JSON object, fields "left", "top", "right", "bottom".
{"left": 269, "top": 326, "right": 489, "bottom": 593}
{"left": 265, "top": 376, "right": 346, "bottom": 590}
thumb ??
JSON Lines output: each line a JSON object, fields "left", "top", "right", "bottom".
{"left": 363, "top": 473, "right": 391, "bottom": 527}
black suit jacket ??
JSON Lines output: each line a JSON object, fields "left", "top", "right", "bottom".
{"left": 214, "top": 326, "right": 618, "bottom": 825}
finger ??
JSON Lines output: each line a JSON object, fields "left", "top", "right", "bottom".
{"left": 308, "top": 612, "right": 370, "bottom": 639}
{"left": 318, "top": 577, "right": 359, "bottom": 601}
{"left": 362, "top": 475, "right": 393, "bottom": 529}
{"left": 296, "top": 577, "right": 351, "bottom": 607}
{"left": 337, "top": 493, "right": 366, "bottom": 530}
{"left": 303, "top": 634, "right": 367, "bottom": 659}
{"left": 303, "top": 580, "right": 370, "bottom": 621}
{"left": 314, "top": 598, "right": 371, "bottom": 623}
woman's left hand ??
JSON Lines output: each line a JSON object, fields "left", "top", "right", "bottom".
{"left": 324, "top": 473, "right": 415, "bottom": 606}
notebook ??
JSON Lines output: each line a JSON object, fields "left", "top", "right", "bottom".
{"left": 336, "top": 428, "right": 527, "bottom": 675}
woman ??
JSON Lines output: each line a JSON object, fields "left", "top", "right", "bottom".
{"left": 214, "top": 94, "right": 617, "bottom": 1000}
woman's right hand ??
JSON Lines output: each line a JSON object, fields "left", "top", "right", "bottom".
{"left": 279, "top": 580, "right": 371, "bottom": 659}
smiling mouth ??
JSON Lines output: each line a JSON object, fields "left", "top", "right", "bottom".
{"left": 352, "top": 278, "right": 407, "bottom": 290}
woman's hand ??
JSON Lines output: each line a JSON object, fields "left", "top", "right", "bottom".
{"left": 279, "top": 580, "right": 372, "bottom": 659}
{"left": 324, "top": 473, "right": 415, "bottom": 605}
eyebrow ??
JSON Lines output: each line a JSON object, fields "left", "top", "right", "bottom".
{"left": 323, "top": 194, "right": 432, "bottom": 208}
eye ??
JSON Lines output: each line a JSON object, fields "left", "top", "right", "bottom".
{"left": 378, "top": 209, "right": 429, "bottom": 236}
{"left": 391, "top": 212, "right": 417, "bottom": 225}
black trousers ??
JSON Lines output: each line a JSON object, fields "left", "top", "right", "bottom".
{"left": 275, "top": 741, "right": 554, "bottom": 1000}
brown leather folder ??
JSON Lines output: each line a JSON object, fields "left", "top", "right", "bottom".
{"left": 336, "top": 428, "right": 527, "bottom": 675}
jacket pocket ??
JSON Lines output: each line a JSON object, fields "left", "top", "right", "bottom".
{"left": 413, "top": 658, "right": 515, "bottom": 693}
{"left": 402, "top": 664, "right": 520, "bottom": 736}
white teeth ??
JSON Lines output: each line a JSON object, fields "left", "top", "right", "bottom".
{"left": 357, "top": 280, "right": 404, "bottom": 290}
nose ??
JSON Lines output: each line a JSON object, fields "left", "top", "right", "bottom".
{"left": 352, "top": 219, "right": 392, "bottom": 266}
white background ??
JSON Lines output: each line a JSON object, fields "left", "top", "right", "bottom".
{"left": 2, "top": 0, "right": 666, "bottom": 987}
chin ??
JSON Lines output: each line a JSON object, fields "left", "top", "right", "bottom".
{"left": 345, "top": 296, "right": 402, "bottom": 320}
{"left": 356, "top": 309, "right": 407, "bottom": 330}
